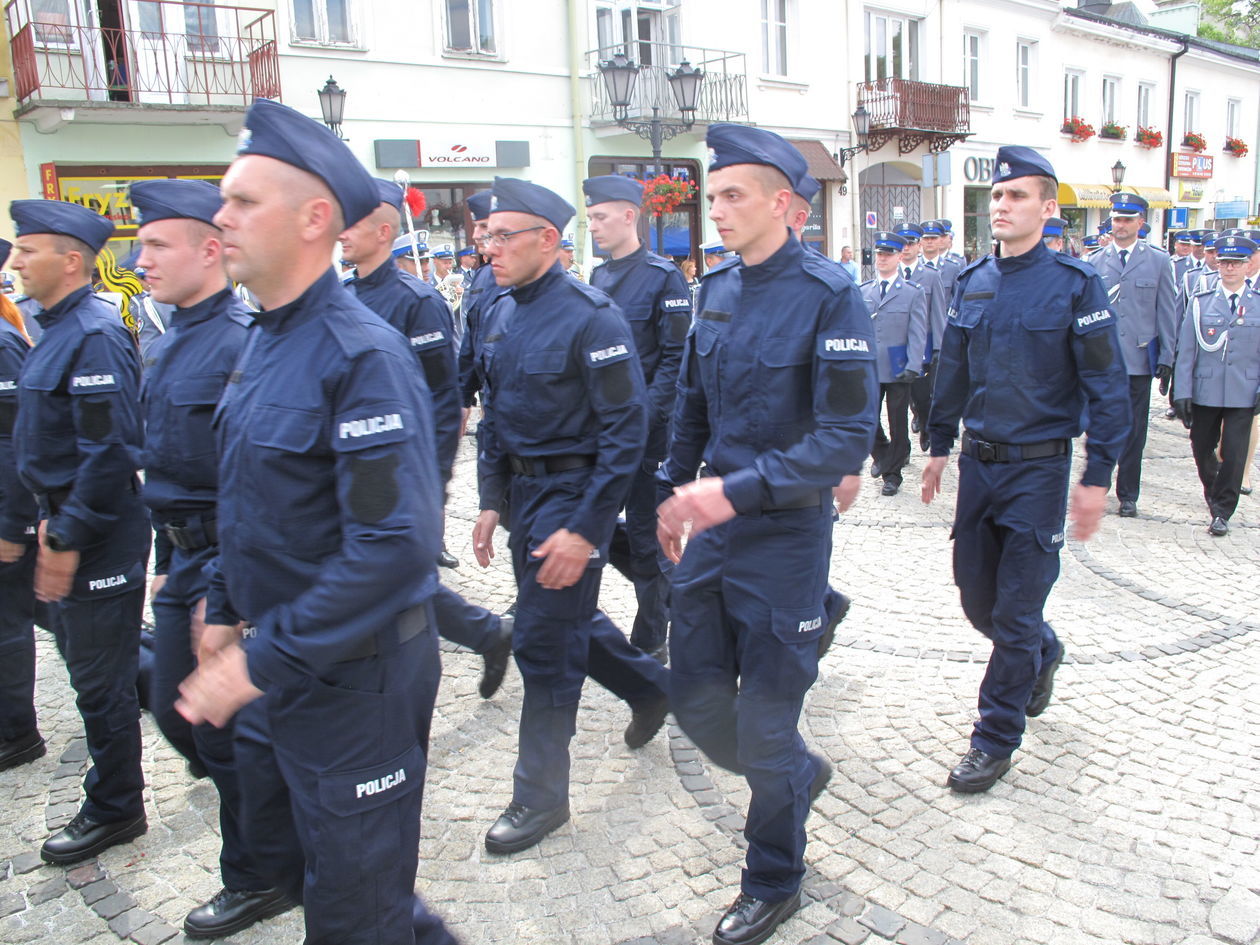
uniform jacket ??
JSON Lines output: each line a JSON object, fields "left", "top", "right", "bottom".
{"left": 928, "top": 241, "right": 1131, "bottom": 488}
{"left": 1174, "top": 284, "right": 1260, "bottom": 409}
{"left": 902, "top": 259, "right": 948, "bottom": 361}
{"left": 0, "top": 319, "right": 36, "bottom": 544}
{"left": 660, "top": 234, "right": 879, "bottom": 507}
{"left": 1092, "top": 240, "right": 1177, "bottom": 374}
{"left": 859, "top": 274, "right": 928, "bottom": 383}
{"left": 457, "top": 263, "right": 504, "bottom": 408}
{"left": 205, "top": 269, "right": 443, "bottom": 691}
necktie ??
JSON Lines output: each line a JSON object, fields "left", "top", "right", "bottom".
{"left": 1230, "top": 293, "right": 1238, "bottom": 317}
{"left": 880, "top": 280, "right": 888, "bottom": 299}
{"left": 904, "top": 266, "right": 912, "bottom": 280}
{"left": 926, "top": 260, "right": 937, "bottom": 270}
{"left": 1118, "top": 249, "right": 1129, "bottom": 268}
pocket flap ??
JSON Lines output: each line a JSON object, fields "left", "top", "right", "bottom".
{"left": 949, "top": 303, "right": 984, "bottom": 329}
{"left": 694, "top": 325, "right": 719, "bottom": 356}
{"left": 760, "top": 334, "right": 813, "bottom": 367}
{"left": 249, "top": 405, "right": 322, "bottom": 453}
{"left": 318, "top": 743, "right": 425, "bottom": 817}
{"left": 170, "top": 374, "right": 226, "bottom": 407}
{"left": 769, "top": 605, "right": 826, "bottom": 644}
{"left": 1034, "top": 526, "right": 1065, "bottom": 553}
{"left": 1020, "top": 309, "right": 1065, "bottom": 332}
{"left": 524, "top": 348, "right": 567, "bottom": 374}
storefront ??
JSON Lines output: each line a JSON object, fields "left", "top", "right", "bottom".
{"left": 586, "top": 157, "right": 702, "bottom": 263}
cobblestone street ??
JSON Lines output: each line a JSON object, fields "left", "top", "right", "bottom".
{"left": 2, "top": 392, "right": 1259, "bottom": 945}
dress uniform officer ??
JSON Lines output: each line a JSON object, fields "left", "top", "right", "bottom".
{"left": 1173, "top": 236, "right": 1260, "bottom": 536}
{"left": 1042, "top": 217, "right": 1069, "bottom": 253}
{"left": 430, "top": 243, "right": 455, "bottom": 288}
{"left": 702, "top": 239, "right": 732, "bottom": 273}
{"left": 344, "top": 178, "right": 513, "bottom": 697}
{"left": 1090, "top": 191, "right": 1176, "bottom": 518}
{"left": 1181, "top": 231, "right": 1220, "bottom": 308}
{"left": 1082, "top": 234, "right": 1101, "bottom": 259}
{"left": 656, "top": 125, "right": 879, "bottom": 945}
{"left": 471, "top": 176, "right": 669, "bottom": 855}
{"left": 8, "top": 199, "right": 151, "bottom": 863}
{"left": 922, "top": 146, "right": 1131, "bottom": 793}
{"left": 911, "top": 220, "right": 961, "bottom": 451}
{"left": 862, "top": 232, "right": 928, "bottom": 496}
{"left": 1172, "top": 231, "right": 1195, "bottom": 281}
{"left": 585, "top": 173, "right": 692, "bottom": 658}
{"left": 0, "top": 237, "right": 43, "bottom": 774}
{"left": 128, "top": 179, "right": 289, "bottom": 938}
{"left": 939, "top": 220, "right": 966, "bottom": 266}
{"left": 175, "top": 98, "right": 457, "bottom": 945}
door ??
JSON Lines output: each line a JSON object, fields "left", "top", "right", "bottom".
{"left": 859, "top": 182, "right": 920, "bottom": 281}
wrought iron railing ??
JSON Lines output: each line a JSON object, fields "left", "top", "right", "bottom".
{"left": 857, "top": 77, "right": 969, "bottom": 134}
{"left": 586, "top": 42, "right": 748, "bottom": 126}
{"left": 5, "top": 0, "right": 280, "bottom": 106}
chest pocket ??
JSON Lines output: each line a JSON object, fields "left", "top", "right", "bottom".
{"left": 950, "top": 302, "right": 985, "bottom": 330}
{"left": 249, "top": 404, "right": 323, "bottom": 454}
{"left": 166, "top": 373, "right": 227, "bottom": 461}
{"left": 758, "top": 334, "right": 814, "bottom": 422}
{"left": 1019, "top": 310, "right": 1070, "bottom": 388}
{"left": 18, "top": 361, "right": 71, "bottom": 438}
{"left": 171, "top": 374, "right": 226, "bottom": 409}
{"left": 518, "top": 348, "right": 570, "bottom": 414}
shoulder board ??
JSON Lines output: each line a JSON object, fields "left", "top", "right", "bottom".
{"left": 1052, "top": 253, "right": 1094, "bottom": 276}
{"left": 644, "top": 252, "right": 677, "bottom": 273}
{"left": 397, "top": 270, "right": 444, "bottom": 304}
{"left": 1193, "top": 286, "right": 1216, "bottom": 297}
{"left": 801, "top": 252, "right": 849, "bottom": 293}
{"left": 859, "top": 279, "right": 875, "bottom": 287}
{"left": 326, "top": 297, "right": 385, "bottom": 359}
{"left": 75, "top": 294, "right": 130, "bottom": 335}
{"left": 701, "top": 257, "right": 740, "bottom": 279}
{"left": 958, "top": 255, "right": 992, "bottom": 279}
{"left": 562, "top": 275, "right": 617, "bottom": 309}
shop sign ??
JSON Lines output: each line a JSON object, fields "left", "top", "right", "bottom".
{"left": 1170, "top": 153, "right": 1214, "bottom": 179}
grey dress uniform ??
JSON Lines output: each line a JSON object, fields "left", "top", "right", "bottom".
{"left": 1091, "top": 240, "right": 1177, "bottom": 506}
{"left": 861, "top": 274, "right": 926, "bottom": 485}
{"left": 1174, "top": 283, "right": 1260, "bottom": 523}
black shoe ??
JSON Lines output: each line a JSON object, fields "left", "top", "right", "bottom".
{"left": 713, "top": 891, "right": 801, "bottom": 945}
{"left": 41, "top": 812, "right": 147, "bottom": 865}
{"left": 816, "top": 593, "right": 851, "bottom": 657}
{"left": 920, "top": 430, "right": 930, "bottom": 453}
{"left": 1026, "top": 647, "right": 1064, "bottom": 718}
{"left": 1209, "top": 516, "right": 1229, "bottom": 537}
{"left": 183, "top": 887, "right": 294, "bottom": 939}
{"left": 807, "top": 752, "right": 832, "bottom": 807}
{"left": 910, "top": 417, "right": 920, "bottom": 434}
{"left": 868, "top": 460, "right": 882, "bottom": 479}
{"left": 484, "top": 802, "right": 569, "bottom": 854}
{"left": 1240, "top": 485, "right": 1253, "bottom": 496}
{"left": 437, "top": 549, "right": 460, "bottom": 569}
{"left": 624, "top": 694, "right": 669, "bottom": 749}
{"left": 0, "top": 731, "right": 45, "bottom": 772}
{"left": 479, "top": 615, "right": 514, "bottom": 699}
{"left": 946, "top": 748, "right": 1011, "bottom": 794}
{"left": 881, "top": 478, "right": 900, "bottom": 496}
{"left": 1117, "top": 500, "right": 1137, "bottom": 518}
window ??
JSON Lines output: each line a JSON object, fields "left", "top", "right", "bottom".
{"left": 1184, "top": 90, "right": 1199, "bottom": 132}
{"left": 1015, "top": 40, "right": 1034, "bottom": 109}
{"left": 963, "top": 30, "right": 982, "bottom": 102}
{"left": 865, "top": 11, "right": 919, "bottom": 82}
{"left": 1063, "top": 70, "right": 1082, "bottom": 122}
{"left": 31, "top": 0, "right": 73, "bottom": 45}
{"left": 1226, "top": 98, "right": 1240, "bottom": 137}
{"left": 184, "top": 2, "right": 221, "bottom": 54}
{"left": 292, "top": 0, "right": 354, "bottom": 44}
{"left": 1136, "top": 82, "right": 1153, "bottom": 128}
{"left": 1101, "top": 75, "right": 1118, "bottom": 124}
{"left": 444, "top": 0, "right": 496, "bottom": 55}
{"left": 761, "top": 0, "right": 788, "bottom": 76}
{"left": 596, "top": 2, "right": 681, "bottom": 65}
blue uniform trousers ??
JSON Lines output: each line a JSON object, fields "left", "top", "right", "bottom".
{"left": 431, "top": 585, "right": 500, "bottom": 653}
{"left": 608, "top": 422, "right": 672, "bottom": 653}
{"left": 149, "top": 542, "right": 266, "bottom": 892}
{"left": 1116, "top": 374, "right": 1152, "bottom": 503}
{"left": 0, "top": 542, "right": 37, "bottom": 741}
{"left": 669, "top": 504, "right": 832, "bottom": 903}
{"left": 506, "top": 468, "right": 667, "bottom": 811}
{"left": 233, "top": 613, "right": 455, "bottom": 945}
{"left": 951, "top": 452, "right": 1066, "bottom": 759}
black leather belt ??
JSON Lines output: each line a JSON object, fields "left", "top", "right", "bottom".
{"left": 162, "top": 515, "right": 218, "bottom": 551}
{"left": 699, "top": 466, "right": 826, "bottom": 512}
{"left": 508, "top": 453, "right": 596, "bottom": 476}
{"left": 961, "top": 431, "right": 1069, "bottom": 463}
{"left": 337, "top": 604, "right": 429, "bottom": 662}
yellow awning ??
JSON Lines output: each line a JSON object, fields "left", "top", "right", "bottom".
{"left": 1132, "top": 185, "right": 1175, "bottom": 209}
{"left": 1058, "top": 182, "right": 1114, "bottom": 208}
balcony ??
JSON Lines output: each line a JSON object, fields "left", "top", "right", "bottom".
{"left": 586, "top": 42, "right": 748, "bottom": 130}
{"left": 4, "top": 0, "right": 280, "bottom": 132}
{"left": 857, "top": 77, "right": 971, "bottom": 155}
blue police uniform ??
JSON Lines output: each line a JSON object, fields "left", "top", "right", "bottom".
{"left": 660, "top": 126, "right": 879, "bottom": 916}
{"left": 205, "top": 97, "right": 455, "bottom": 944}
{"left": 586, "top": 173, "right": 692, "bottom": 655}
{"left": 927, "top": 147, "right": 1131, "bottom": 785}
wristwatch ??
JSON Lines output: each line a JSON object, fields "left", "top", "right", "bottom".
{"left": 44, "top": 531, "right": 71, "bottom": 552}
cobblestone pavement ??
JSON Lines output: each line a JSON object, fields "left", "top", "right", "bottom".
{"left": 3, "top": 393, "right": 1260, "bottom": 945}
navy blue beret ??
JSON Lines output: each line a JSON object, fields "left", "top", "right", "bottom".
{"left": 894, "top": 223, "right": 924, "bottom": 241}
{"left": 873, "top": 231, "right": 907, "bottom": 252}
{"left": 993, "top": 146, "right": 1057, "bottom": 184}
{"left": 795, "top": 174, "right": 820, "bottom": 203}
{"left": 130, "top": 179, "right": 222, "bottom": 227}
{"left": 1043, "top": 217, "right": 1068, "bottom": 237}
{"left": 10, "top": 199, "right": 115, "bottom": 252}
{"left": 1109, "top": 191, "right": 1148, "bottom": 217}
{"left": 236, "top": 97, "right": 378, "bottom": 227}
{"left": 583, "top": 175, "right": 644, "bottom": 207}
{"left": 0, "top": 238, "right": 10, "bottom": 269}
{"left": 490, "top": 177, "right": 574, "bottom": 232}
{"left": 706, "top": 124, "right": 808, "bottom": 191}
{"left": 467, "top": 190, "right": 492, "bottom": 222}
{"left": 1216, "top": 236, "right": 1258, "bottom": 259}
{"left": 373, "top": 178, "right": 403, "bottom": 211}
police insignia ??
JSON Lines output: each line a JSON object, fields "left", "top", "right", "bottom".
{"left": 998, "top": 162, "right": 1010, "bottom": 177}
{"left": 235, "top": 126, "right": 252, "bottom": 153}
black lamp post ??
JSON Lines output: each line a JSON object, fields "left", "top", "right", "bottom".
{"left": 317, "top": 75, "right": 346, "bottom": 138}
{"left": 598, "top": 55, "right": 706, "bottom": 254}
{"left": 837, "top": 105, "right": 870, "bottom": 166}
{"left": 1111, "top": 160, "right": 1127, "bottom": 191}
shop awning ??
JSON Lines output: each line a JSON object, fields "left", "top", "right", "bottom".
{"left": 1132, "top": 185, "right": 1175, "bottom": 209}
{"left": 789, "top": 139, "right": 848, "bottom": 184}
{"left": 1058, "top": 182, "right": 1115, "bottom": 208}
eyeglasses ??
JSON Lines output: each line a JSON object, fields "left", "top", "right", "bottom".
{"left": 476, "top": 225, "right": 547, "bottom": 248}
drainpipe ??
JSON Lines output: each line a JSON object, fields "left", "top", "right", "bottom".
{"left": 567, "top": 0, "right": 588, "bottom": 267}
{"left": 1163, "top": 38, "right": 1189, "bottom": 202}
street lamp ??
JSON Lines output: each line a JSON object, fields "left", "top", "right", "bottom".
{"left": 1111, "top": 160, "right": 1126, "bottom": 191}
{"left": 317, "top": 75, "right": 346, "bottom": 138}
{"left": 837, "top": 105, "right": 870, "bottom": 167}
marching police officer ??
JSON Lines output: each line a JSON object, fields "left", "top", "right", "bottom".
{"left": 895, "top": 223, "right": 946, "bottom": 449}
{"left": 1171, "top": 231, "right": 1196, "bottom": 286}
{"left": 939, "top": 219, "right": 966, "bottom": 266}
{"left": 8, "top": 199, "right": 151, "bottom": 863}
{"left": 457, "top": 189, "right": 503, "bottom": 424}
{"left": 911, "top": 220, "right": 960, "bottom": 453}
{"left": 0, "top": 237, "right": 42, "bottom": 774}
{"left": 1091, "top": 191, "right": 1176, "bottom": 518}
{"left": 431, "top": 243, "right": 455, "bottom": 287}
{"left": 922, "top": 147, "right": 1131, "bottom": 793}
{"left": 128, "top": 178, "right": 290, "bottom": 937}
{"left": 1042, "top": 216, "right": 1069, "bottom": 253}
{"left": 657, "top": 125, "right": 878, "bottom": 945}
{"left": 1173, "top": 235, "right": 1260, "bottom": 536}
{"left": 585, "top": 173, "right": 691, "bottom": 659}
{"left": 343, "top": 177, "right": 513, "bottom": 696}
{"left": 175, "top": 98, "right": 456, "bottom": 945}
{"left": 1082, "top": 234, "right": 1102, "bottom": 260}
{"left": 472, "top": 177, "right": 669, "bottom": 855}
{"left": 862, "top": 231, "right": 927, "bottom": 496}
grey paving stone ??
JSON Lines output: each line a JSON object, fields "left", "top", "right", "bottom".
{"left": 107, "top": 907, "right": 152, "bottom": 938}
{"left": 9, "top": 853, "right": 42, "bottom": 875}
{"left": 858, "top": 904, "right": 906, "bottom": 939}
{"left": 65, "top": 861, "right": 105, "bottom": 889}
{"left": 90, "top": 890, "right": 136, "bottom": 920}
{"left": 129, "top": 920, "right": 181, "bottom": 945}
{"left": 0, "top": 893, "right": 24, "bottom": 918}
{"left": 25, "top": 875, "right": 66, "bottom": 906}
{"left": 827, "top": 916, "right": 871, "bottom": 944}
{"left": 1208, "top": 887, "right": 1260, "bottom": 944}
{"left": 78, "top": 879, "right": 118, "bottom": 905}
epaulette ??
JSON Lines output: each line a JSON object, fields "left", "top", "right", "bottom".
{"left": 227, "top": 308, "right": 255, "bottom": 329}
{"left": 1052, "top": 253, "right": 1095, "bottom": 277}
{"left": 801, "top": 251, "right": 849, "bottom": 293}
{"left": 957, "top": 255, "right": 992, "bottom": 279}
{"left": 701, "top": 257, "right": 740, "bottom": 279}
{"left": 76, "top": 293, "right": 129, "bottom": 336}
{"left": 859, "top": 279, "right": 875, "bottom": 287}
{"left": 644, "top": 252, "right": 677, "bottom": 274}
{"left": 1193, "top": 285, "right": 1216, "bottom": 297}
{"left": 326, "top": 300, "right": 383, "bottom": 359}
{"left": 562, "top": 273, "right": 617, "bottom": 309}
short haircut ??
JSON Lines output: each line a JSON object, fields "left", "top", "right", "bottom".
{"left": 749, "top": 164, "right": 793, "bottom": 198}
{"left": 185, "top": 219, "right": 221, "bottom": 247}
{"left": 1034, "top": 176, "right": 1057, "bottom": 202}
{"left": 51, "top": 234, "right": 96, "bottom": 273}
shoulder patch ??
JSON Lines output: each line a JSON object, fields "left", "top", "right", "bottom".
{"left": 801, "top": 253, "right": 848, "bottom": 293}
{"left": 645, "top": 252, "right": 677, "bottom": 273}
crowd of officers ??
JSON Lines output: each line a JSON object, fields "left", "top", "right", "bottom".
{"left": 0, "top": 97, "right": 1254, "bottom": 945}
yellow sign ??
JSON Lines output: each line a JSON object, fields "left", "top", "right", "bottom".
{"left": 1179, "top": 180, "right": 1204, "bottom": 202}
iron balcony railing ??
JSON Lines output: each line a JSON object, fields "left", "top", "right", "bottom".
{"left": 857, "top": 76, "right": 969, "bottom": 134}
{"left": 586, "top": 42, "right": 748, "bottom": 126}
{"left": 5, "top": 0, "right": 280, "bottom": 107}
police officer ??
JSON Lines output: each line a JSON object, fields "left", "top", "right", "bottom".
{"left": 862, "top": 231, "right": 927, "bottom": 496}
{"left": 1090, "top": 191, "right": 1176, "bottom": 518}
{"left": 343, "top": 177, "right": 513, "bottom": 696}
{"left": 1173, "top": 235, "right": 1260, "bottom": 536}
{"left": 585, "top": 173, "right": 691, "bottom": 659}
{"left": 175, "top": 98, "right": 456, "bottom": 945}
{"left": 1171, "top": 231, "right": 1195, "bottom": 285}
{"left": 701, "top": 239, "right": 732, "bottom": 273}
{"left": 656, "top": 126, "right": 878, "bottom": 945}
{"left": 0, "top": 237, "right": 43, "bottom": 774}
{"left": 911, "top": 220, "right": 960, "bottom": 451}
{"left": 939, "top": 220, "right": 966, "bottom": 266}
{"left": 393, "top": 232, "right": 431, "bottom": 279}
{"left": 457, "top": 190, "right": 505, "bottom": 429}
{"left": 471, "top": 176, "right": 669, "bottom": 855}
{"left": 8, "top": 199, "right": 151, "bottom": 863}
{"left": 921, "top": 146, "right": 1130, "bottom": 793}
{"left": 1082, "top": 234, "right": 1101, "bottom": 259}
{"left": 1042, "top": 216, "right": 1069, "bottom": 253}
{"left": 128, "top": 178, "right": 289, "bottom": 937}
{"left": 430, "top": 243, "right": 455, "bottom": 287}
